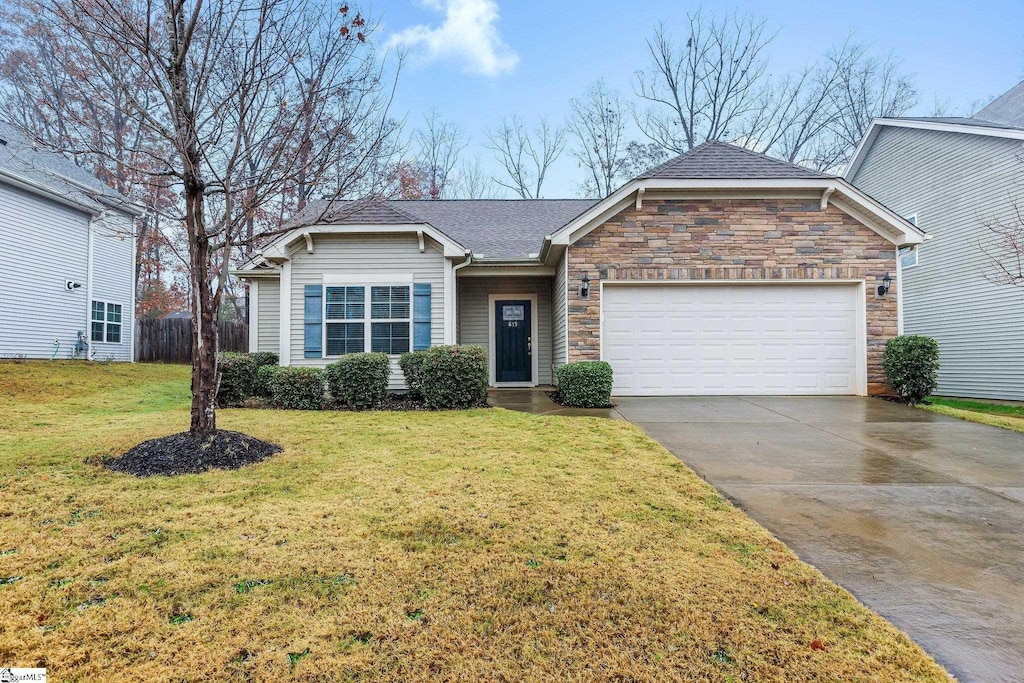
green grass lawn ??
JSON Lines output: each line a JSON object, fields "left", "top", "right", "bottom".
{"left": 922, "top": 397, "right": 1024, "bottom": 434}
{"left": 0, "top": 362, "right": 949, "bottom": 681}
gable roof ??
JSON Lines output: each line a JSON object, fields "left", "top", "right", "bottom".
{"left": 293, "top": 198, "right": 596, "bottom": 259}
{"left": 0, "top": 121, "right": 142, "bottom": 216}
{"left": 638, "top": 140, "right": 833, "bottom": 180}
{"left": 974, "top": 80, "right": 1024, "bottom": 128}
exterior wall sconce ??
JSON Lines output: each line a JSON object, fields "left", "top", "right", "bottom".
{"left": 877, "top": 273, "right": 893, "bottom": 296}
{"left": 580, "top": 273, "right": 591, "bottom": 298}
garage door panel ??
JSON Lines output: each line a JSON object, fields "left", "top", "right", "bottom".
{"left": 603, "top": 284, "right": 861, "bottom": 395}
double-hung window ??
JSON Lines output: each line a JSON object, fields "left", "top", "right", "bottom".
{"left": 90, "top": 301, "right": 122, "bottom": 343}
{"left": 323, "top": 284, "right": 411, "bottom": 355}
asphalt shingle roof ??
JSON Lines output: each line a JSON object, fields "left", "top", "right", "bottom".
{"left": 894, "top": 116, "right": 1024, "bottom": 132}
{"left": 637, "top": 140, "right": 834, "bottom": 180}
{"left": 974, "top": 80, "right": 1024, "bottom": 128}
{"left": 0, "top": 121, "right": 135, "bottom": 213}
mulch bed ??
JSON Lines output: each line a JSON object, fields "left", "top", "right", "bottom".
{"left": 103, "top": 430, "right": 282, "bottom": 477}
{"left": 545, "top": 390, "right": 614, "bottom": 409}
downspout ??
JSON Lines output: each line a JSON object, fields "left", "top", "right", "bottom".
{"left": 85, "top": 214, "right": 96, "bottom": 360}
{"left": 129, "top": 212, "right": 142, "bottom": 362}
{"left": 451, "top": 252, "right": 473, "bottom": 344}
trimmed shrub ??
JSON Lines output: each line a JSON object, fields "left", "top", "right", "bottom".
{"left": 216, "top": 352, "right": 258, "bottom": 407}
{"left": 421, "top": 345, "right": 488, "bottom": 410}
{"left": 270, "top": 367, "right": 325, "bottom": 410}
{"left": 882, "top": 335, "right": 940, "bottom": 404}
{"left": 253, "top": 364, "right": 280, "bottom": 398}
{"left": 325, "top": 353, "right": 391, "bottom": 410}
{"left": 399, "top": 350, "right": 430, "bottom": 399}
{"left": 556, "top": 361, "right": 613, "bottom": 408}
{"left": 249, "top": 351, "right": 279, "bottom": 368}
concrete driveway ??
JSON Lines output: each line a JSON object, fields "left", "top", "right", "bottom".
{"left": 616, "top": 396, "right": 1024, "bottom": 683}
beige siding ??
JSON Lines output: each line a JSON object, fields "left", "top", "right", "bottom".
{"left": 288, "top": 233, "right": 446, "bottom": 390}
{"left": 551, "top": 251, "right": 567, "bottom": 375}
{"left": 256, "top": 279, "right": 280, "bottom": 353}
{"left": 457, "top": 276, "right": 553, "bottom": 385}
{"left": 851, "top": 126, "right": 1024, "bottom": 400}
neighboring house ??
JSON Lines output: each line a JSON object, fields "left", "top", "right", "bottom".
{"left": 0, "top": 122, "right": 143, "bottom": 361}
{"left": 846, "top": 80, "right": 1024, "bottom": 400}
{"left": 236, "top": 141, "right": 923, "bottom": 396}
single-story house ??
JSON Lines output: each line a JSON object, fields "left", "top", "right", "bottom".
{"left": 236, "top": 141, "right": 924, "bottom": 396}
{"left": 0, "top": 121, "right": 143, "bottom": 361}
{"left": 845, "top": 80, "right": 1024, "bottom": 400}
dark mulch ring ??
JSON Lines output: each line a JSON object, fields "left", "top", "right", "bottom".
{"left": 545, "top": 390, "right": 615, "bottom": 409}
{"left": 103, "top": 430, "right": 282, "bottom": 477}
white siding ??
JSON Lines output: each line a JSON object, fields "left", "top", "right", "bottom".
{"left": 256, "top": 279, "right": 280, "bottom": 353}
{"left": 287, "top": 233, "right": 446, "bottom": 390}
{"left": 851, "top": 126, "right": 1024, "bottom": 400}
{"left": 457, "top": 276, "right": 553, "bottom": 385}
{"left": 0, "top": 183, "right": 100, "bottom": 359}
{"left": 88, "top": 212, "right": 135, "bottom": 361}
{"left": 551, "top": 251, "right": 568, "bottom": 375}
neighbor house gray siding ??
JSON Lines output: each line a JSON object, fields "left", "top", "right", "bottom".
{"left": 287, "top": 233, "right": 446, "bottom": 390}
{"left": 0, "top": 182, "right": 133, "bottom": 360}
{"left": 457, "top": 275, "right": 553, "bottom": 385}
{"left": 256, "top": 279, "right": 280, "bottom": 354}
{"left": 850, "top": 125, "right": 1024, "bottom": 399}
{"left": 551, "top": 251, "right": 568, "bottom": 375}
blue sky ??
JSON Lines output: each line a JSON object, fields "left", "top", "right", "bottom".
{"left": 373, "top": 0, "right": 1024, "bottom": 197}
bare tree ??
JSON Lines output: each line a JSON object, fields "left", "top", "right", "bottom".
{"left": 31, "top": 0, "right": 398, "bottom": 437}
{"left": 982, "top": 199, "right": 1024, "bottom": 288}
{"left": 486, "top": 115, "right": 566, "bottom": 198}
{"left": 568, "top": 80, "right": 629, "bottom": 197}
{"left": 452, "top": 155, "right": 504, "bottom": 199}
{"left": 634, "top": 11, "right": 774, "bottom": 153}
{"left": 413, "top": 109, "right": 467, "bottom": 199}
{"left": 620, "top": 141, "right": 668, "bottom": 179}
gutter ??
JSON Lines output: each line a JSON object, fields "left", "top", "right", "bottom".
{"left": 0, "top": 166, "right": 104, "bottom": 216}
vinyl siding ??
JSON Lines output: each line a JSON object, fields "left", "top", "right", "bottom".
{"left": 851, "top": 126, "right": 1024, "bottom": 399}
{"left": 457, "top": 276, "right": 553, "bottom": 385}
{"left": 256, "top": 279, "right": 280, "bottom": 353}
{"left": 551, "top": 251, "right": 568, "bottom": 374}
{"left": 287, "top": 233, "right": 446, "bottom": 390}
{"left": 0, "top": 182, "right": 132, "bottom": 360}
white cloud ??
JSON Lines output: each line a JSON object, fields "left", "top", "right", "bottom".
{"left": 387, "top": 0, "right": 519, "bottom": 76}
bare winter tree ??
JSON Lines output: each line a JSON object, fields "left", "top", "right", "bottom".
{"left": 982, "top": 199, "right": 1024, "bottom": 288}
{"left": 634, "top": 11, "right": 775, "bottom": 153}
{"left": 568, "top": 80, "right": 628, "bottom": 197}
{"left": 413, "top": 109, "right": 467, "bottom": 199}
{"left": 486, "top": 115, "right": 566, "bottom": 198}
{"left": 452, "top": 155, "right": 504, "bottom": 199}
{"left": 32, "top": 0, "right": 398, "bottom": 438}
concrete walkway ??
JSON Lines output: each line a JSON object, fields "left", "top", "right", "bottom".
{"left": 487, "top": 387, "right": 623, "bottom": 419}
{"left": 615, "top": 396, "right": 1024, "bottom": 683}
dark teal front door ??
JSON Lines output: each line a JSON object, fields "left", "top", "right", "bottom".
{"left": 495, "top": 299, "right": 532, "bottom": 383}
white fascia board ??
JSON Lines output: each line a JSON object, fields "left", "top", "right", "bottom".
{"left": 261, "top": 223, "right": 468, "bottom": 260}
{"left": 832, "top": 179, "right": 925, "bottom": 245}
{"left": 846, "top": 117, "right": 1024, "bottom": 179}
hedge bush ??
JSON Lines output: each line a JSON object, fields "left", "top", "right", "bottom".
{"left": 399, "top": 350, "right": 430, "bottom": 399}
{"left": 882, "top": 335, "right": 940, "bottom": 404}
{"left": 421, "top": 345, "right": 488, "bottom": 410}
{"left": 556, "top": 361, "right": 613, "bottom": 407}
{"left": 269, "top": 366, "right": 325, "bottom": 410}
{"left": 249, "top": 351, "right": 279, "bottom": 368}
{"left": 326, "top": 353, "right": 390, "bottom": 410}
{"left": 216, "top": 352, "right": 258, "bottom": 407}
{"left": 253, "top": 364, "right": 280, "bottom": 398}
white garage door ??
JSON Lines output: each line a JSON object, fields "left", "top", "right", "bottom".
{"left": 602, "top": 283, "right": 862, "bottom": 396}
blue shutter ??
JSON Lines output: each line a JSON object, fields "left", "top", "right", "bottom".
{"left": 304, "top": 285, "right": 323, "bottom": 358}
{"left": 413, "top": 283, "right": 431, "bottom": 351}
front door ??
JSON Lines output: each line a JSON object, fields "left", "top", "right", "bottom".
{"left": 494, "top": 299, "right": 532, "bottom": 383}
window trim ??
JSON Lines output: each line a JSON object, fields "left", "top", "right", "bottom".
{"left": 90, "top": 300, "right": 123, "bottom": 344}
{"left": 900, "top": 214, "right": 919, "bottom": 268}
{"left": 322, "top": 282, "right": 412, "bottom": 357}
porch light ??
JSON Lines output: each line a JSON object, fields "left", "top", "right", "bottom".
{"left": 580, "top": 273, "right": 591, "bottom": 298}
{"left": 877, "top": 273, "right": 893, "bottom": 297}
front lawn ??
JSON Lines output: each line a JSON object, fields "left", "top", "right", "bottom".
{"left": 922, "top": 396, "right": 1024, "bottom": 434}
{"left": 0, "top": 362, "right": 948, "bottom": 680}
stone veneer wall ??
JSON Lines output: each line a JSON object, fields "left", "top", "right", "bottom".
{"left": 566, "top": 198, "right": 898, "bottom": 395}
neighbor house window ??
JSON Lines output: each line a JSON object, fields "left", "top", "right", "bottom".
{"left": 90, "top": 301, "right": 123, "bottom": 343}
{"left": 324, "top": 285, "right": 410, "bottom": 355}
{"left": 900, "top": 214, "right": 919, "bottom": 268}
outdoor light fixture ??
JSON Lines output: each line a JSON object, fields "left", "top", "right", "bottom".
{"left": 580, "top": 273, "right": 591, "bottom": 298}
{"left": 877, "top": 273, "right": 893, "bottom": 296}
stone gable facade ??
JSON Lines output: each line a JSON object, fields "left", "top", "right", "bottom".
{"left": 566, "top": 198, "right": 899, "bottom": 395}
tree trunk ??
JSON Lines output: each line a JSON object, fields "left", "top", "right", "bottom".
{"left": 187, "top": 189, "right": 218, "bottom": 436}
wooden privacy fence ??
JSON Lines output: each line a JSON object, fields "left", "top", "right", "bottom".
{"left": 135, "top": 318, "right": 249, "bottom": 363}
